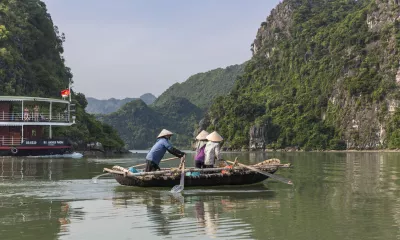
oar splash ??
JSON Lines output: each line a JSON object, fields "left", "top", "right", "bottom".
{"left": 170, "top": 156, "right": 186, "bottom": 194}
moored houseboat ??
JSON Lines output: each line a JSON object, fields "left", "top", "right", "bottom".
{"left": 0, "top": 95, "right": 76, "bottom": 156}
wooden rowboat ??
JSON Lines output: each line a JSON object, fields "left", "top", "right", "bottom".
{"left": 103, "top": 159, "right": 291, "bottom": 188}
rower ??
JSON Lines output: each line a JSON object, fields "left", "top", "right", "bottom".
{"left": 145, "top": 129, "right": 185, "bottom": 172}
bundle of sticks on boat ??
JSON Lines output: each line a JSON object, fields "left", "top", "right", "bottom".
{"left": 103, "top": 158, "right": 291, "bottom": 178}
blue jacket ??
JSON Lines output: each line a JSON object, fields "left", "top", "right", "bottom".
{"left": 146, "top": 138, "right": 173, "bottom": 165}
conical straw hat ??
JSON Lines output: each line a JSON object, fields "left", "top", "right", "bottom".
{"left": 157, "top": 129, "right": 174, "bottom": 138}
{"left": 196, "top": 130, "right": 209, "bottom": 140}
{"left": 206, "top": 131, "right": 223, "bottom": 142}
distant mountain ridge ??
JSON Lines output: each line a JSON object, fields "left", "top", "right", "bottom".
{"left": 97, "top": 63, "right": 245, "bottom": 149}
{"left": 98, "top": 97, "right": 203, "bottom": 149}
{"left": 152, "top": 64, "right": 245, "bottom": 109}
{"left": 86, "top": 93, "right": 156, "bottom": 114}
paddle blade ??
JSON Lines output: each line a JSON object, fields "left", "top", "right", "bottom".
{"left": 171, "top": 157, "right": 186, "bottom": 193}
{"left": 170, "top": 184, "right": 184, "bottom": 194}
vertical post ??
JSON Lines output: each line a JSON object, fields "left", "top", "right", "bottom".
{"left": 68, "top": 103, "right": 70, "bottom": 123}
{"left": 49, "top": 101, "right": 52, "bottom": 121}
{"left": 21, "top": 126, "right": 24, "bottom": 144}
{"left": 69, "top": 81, "right": 71, "bottom": 102}
{"left": 21, "top": 101, "right": 24, "bottom": 121}
{"left": 49, "top": 101, "right": 53, "bottom": 139}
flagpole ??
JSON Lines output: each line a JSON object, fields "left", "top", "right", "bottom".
{"left": 68, "top": 80, "right": 71, "bottom": 102}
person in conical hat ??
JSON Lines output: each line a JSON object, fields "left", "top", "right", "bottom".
{"left": 206, "top": 131, "right": 223, "bottom": 142}
{"left": 145, "top": 129, "right": 185, "bottom": 172}
{"left": 194, "top": 130, "right": 209, "bottom": 168}
{"left": 196, "top": 130, "right": 209, "bottom": 140}
{"left": 157, "top": 129, "right": 173, "bottom": 138}
{"left": 204, "top": 131, "right": 224, "bottom": 168}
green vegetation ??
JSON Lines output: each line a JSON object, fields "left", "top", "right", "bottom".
{"left": 99, "top": 97, "right": 202, "bottom": 149}
{"left": 0, "top": 0, "right": 124, "bottom": 150}
{"left": 205, "top": 0, "right": 400, "bottom": 150}
{"left": 387, "top": 108, "right": 400, "bottom": 149}
{"left": 153, "top": 64, "right": 245, "bottom": 109}
{"left": 99, "top": 64, "right": 244, "bottom": 149}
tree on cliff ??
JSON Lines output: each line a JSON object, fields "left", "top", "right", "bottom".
{"left": 0, "top": 0, "right": 124, "bottom": 150}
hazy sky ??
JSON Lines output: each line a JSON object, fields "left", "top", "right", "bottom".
{"left": 43, "top": 0, "right": 280, "bottom": 99}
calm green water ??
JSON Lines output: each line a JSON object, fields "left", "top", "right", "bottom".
{"left": 1, "top": 151, "right": 400, "bottom": 240}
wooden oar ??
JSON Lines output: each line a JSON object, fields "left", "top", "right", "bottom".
{"left": 92, "top": 156, "right": 179, "bottom": 183}
{"left": 226, "top": 160, "right": 293, "bottom": 185}
{"left": 170, "top": 156, "right": 186, "bottom": 193}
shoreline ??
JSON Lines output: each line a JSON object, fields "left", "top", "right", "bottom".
{"left": 220, "top": 149, "right": 400, "bottom": 153}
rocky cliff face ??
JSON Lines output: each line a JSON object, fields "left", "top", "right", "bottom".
{"left": 326, "top": 0, "right": 400, "bottom": 149}
{"left": 251, "top": 1, "right": 294, "bottom": 55}
{"left": 256, "top": 0, "right": 400, "bottom": 150}
{"left": 204, "top": 0, "right": 400, "bottom": 150}
{"left": 249, "top": 125, "right": 266, "bottom": 150}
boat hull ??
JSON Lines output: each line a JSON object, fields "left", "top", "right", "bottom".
{"left": 0, "top": 146, "right": 72, "bottom": 156}
{"left": 112, "top": 169, "right": 277, "bottom": 188}
{"left": 0, "top": 139, "right": 73, "bottom": 156}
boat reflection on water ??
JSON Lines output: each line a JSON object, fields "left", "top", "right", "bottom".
{"left": 58, "top": 202, "right": 71, "bottom": 233}
{"left": 0, "top": 158, "right": 71, "bottom": 180}
{"left": 111, "top": 186, "right": 280, "bottom": 239}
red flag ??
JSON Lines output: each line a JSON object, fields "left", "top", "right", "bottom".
{"left": 61, "top": 89, "right": 70, "bottom": 97}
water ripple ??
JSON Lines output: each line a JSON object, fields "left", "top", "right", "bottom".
{"left": 2, "top": 153, "right": 400, "bottom": 240}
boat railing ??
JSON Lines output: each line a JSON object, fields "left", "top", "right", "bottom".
{"left": 0, "top": 112, "right": 70, "bottom": 123}
{"left": 0, "top": 136, "right": 24, "bottom": 146}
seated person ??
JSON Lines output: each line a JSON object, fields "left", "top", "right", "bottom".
{"left": 204, "top": 131, "right": 224, "bottom": 168}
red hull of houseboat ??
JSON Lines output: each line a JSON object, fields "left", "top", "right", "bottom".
{"left": 0, "top": 146, "right": 72, "bottom": 156}
{"left": 0, "top": 96, "right": 76, "bottom": 157}
{"left": 0, "top": 139, "right": 73, "bottom": 156}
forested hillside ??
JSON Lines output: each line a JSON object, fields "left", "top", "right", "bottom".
{"left": 86, "top": 93, "right": 156, "bottom": 114}
{"left": 99, "top": 98, "right": 202, "bottom": 149}
{"left": 99, "top": 63, "right": 244, "bottom": 149}
{"left": 203, "top": 0, "right": 400, "bottom": 150}
{"left": 0, "top": 0, "right": 125, "bottom": 150}
{"left": 153, "top": 64, "right": 245, "bottom": 109}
